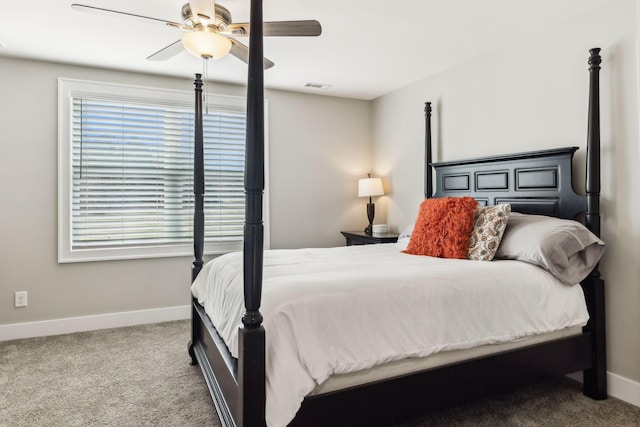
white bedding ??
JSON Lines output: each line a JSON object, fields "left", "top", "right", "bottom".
{"left": 191, "top": 242, "right": 589, "bottom": 427}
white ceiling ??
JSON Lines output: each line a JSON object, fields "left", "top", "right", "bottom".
{"left": 0, "top": 0, "right": 609, "bottom": 100}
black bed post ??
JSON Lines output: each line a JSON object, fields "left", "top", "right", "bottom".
{"left": 586, "top": 48, "right": 602, "bottom": 240}
{"left": 424, "top": 102, "right": 433, "bottom": 198}
{"left": 188, "top": 74, "right": 205, "bottom": 366}
{"left": 582, "top": 47, "right": 607, "bottom": 400}
{"left": 192, "top": 74, "right": 205, "bottom": 282}
{"left": 238, "top": 0, "right": 267, "bottom": 425}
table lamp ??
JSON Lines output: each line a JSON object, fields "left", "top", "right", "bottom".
{"left": 358, "top": 174, "right": 384, "bottom": 235}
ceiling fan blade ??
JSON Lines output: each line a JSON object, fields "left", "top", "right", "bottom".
{"left": 147, "top": 40, "right": 184, "bottom": 61}
{"left": 188, "top": 0, "right": 216, "bottom": 23}
{"left": 225, "top": 20, "right": 322, "bottom": 37}
{"left": 71, "top": 3, "right": 184, "bottom": 27}
{"left": 229, "top": 39, "right": 274, "bottom": 70}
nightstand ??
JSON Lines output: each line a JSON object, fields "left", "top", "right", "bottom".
{"left": 340, "top": 230, "right": 399, "bottom": 246}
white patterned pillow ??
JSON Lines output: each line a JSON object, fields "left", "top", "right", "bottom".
{"left": 467, "top": 204, "right": 511, "bottom": 261}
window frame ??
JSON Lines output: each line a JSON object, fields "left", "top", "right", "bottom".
{"left": 58, "top": 78, "right": 270, "bottom": 263}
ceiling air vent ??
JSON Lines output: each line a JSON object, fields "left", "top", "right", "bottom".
{"left": 305, "top": 82, "right": 332, "bottom": 89}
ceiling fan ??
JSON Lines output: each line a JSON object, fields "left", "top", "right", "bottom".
{"left": 71, "top": 1, "right": 322, "bottom": 69}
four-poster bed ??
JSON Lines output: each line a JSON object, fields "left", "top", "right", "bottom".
{"left": 187, "top": 2, "right": 606, "bottom": 425}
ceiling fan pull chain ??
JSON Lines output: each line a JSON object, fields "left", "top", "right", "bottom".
{"left": 202, "top": 57, "right": 209, "bottom": 115}
{"left": 202, "top": 56, "right": 209, "bottom": 114}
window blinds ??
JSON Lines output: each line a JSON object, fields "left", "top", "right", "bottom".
{"left": 71, "top": 97, "right": 246, "bottom": 250}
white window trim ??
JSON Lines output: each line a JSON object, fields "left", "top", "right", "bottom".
{"left": 58, "top": 77, "right": 270, "bottom": 263}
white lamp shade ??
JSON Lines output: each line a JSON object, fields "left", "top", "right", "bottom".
{"left": 181, "top": 31, "right": 232, "bottom": 59}
{"left": 358, "top": 177, "right": 384, "bottom": 197}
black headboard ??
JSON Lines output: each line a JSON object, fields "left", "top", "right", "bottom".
{"left": 429, "top": 147, "right": 586, "bottom": 219}
{"left": 422, "top": 48, "right": 602, "bottom": 226}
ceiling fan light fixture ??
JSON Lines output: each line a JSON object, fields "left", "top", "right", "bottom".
{"left": 181, "top": 31, "right": 231, "bottom": 59}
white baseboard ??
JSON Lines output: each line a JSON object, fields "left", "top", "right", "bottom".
{"left": 0, "top": 305, "right": 191, "bottom": 341}
{"left": 567, "top": 371, "right": 640, "bottom": 408}
{"left": 608, "top": 372, "right": 640, "bottom": 408}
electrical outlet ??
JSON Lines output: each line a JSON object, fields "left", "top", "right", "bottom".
{"left": 14, "top": 291, "right": 28, "bottom": 308}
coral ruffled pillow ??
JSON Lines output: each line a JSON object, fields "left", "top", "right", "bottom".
{"left": 404, "top": 196, "right": 478, "bottom": 259}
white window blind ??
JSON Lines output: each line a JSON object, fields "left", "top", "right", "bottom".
{"left": 58, "top": 78, "right": 268, "bottom": 263}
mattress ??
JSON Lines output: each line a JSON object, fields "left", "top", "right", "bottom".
{"left": 311, "top": 325, "right": 582, "bottom": 395}
{"left": 191, "top": 243, "right": 589, "bottom": 427}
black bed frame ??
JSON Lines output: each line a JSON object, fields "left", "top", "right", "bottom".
{"left": 188, "top": 2, "right": 606, "bottom": 425}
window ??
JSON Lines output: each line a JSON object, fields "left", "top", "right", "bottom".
{"left": 58, "top": 78, "right": 269, "bottom": 263}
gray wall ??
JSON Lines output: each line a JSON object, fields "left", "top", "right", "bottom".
{"left": 372, "top": 0, "right": 640, "bottom": 386}
{"left": 0, "top": 57, "right": 371, "bottom": 325}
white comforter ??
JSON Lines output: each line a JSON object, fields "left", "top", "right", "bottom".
{"left": 191, "top": 243, "right": 589, "bottom": 427}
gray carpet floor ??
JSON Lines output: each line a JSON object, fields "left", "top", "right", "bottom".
{"left": 1, "top": 320, "right": 638, "bottom": 426}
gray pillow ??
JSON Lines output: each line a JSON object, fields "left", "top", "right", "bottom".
{"left": 495, "top": 212, "right": 605, "bottom": 285}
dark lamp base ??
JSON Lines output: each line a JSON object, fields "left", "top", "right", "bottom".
{"left": 365, "top": 201, "right": 375, "bottom": 236}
